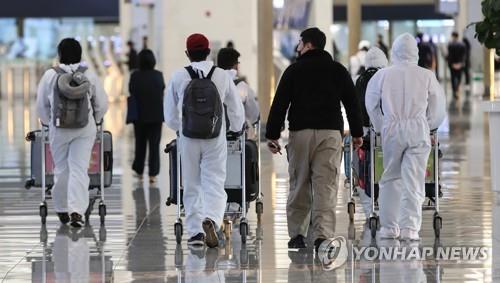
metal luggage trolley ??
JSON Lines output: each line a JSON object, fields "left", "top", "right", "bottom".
{"left": 345, "top": 127, "right": 443, "bottom": 239}
{"left": 169, "top": 123, "right": 263, "bottom": 245}
{"left": 31, "top": 122, "right": 108, "bottom": 225}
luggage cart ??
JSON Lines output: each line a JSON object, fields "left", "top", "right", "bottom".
{"left": 26, "top": 122, "right": 109, "bottom": 225}
{"left": 345, "top": 128, "right": 442, "bottom": 238}
{"left": 166, "top": 123, "right": 263, "bottom": 245}
{"left": 367, "top": 129, "right": 443, "bottom": 238}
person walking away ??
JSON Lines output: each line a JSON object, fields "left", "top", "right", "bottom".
{"left": 463, "top": 36, "right": 471, "bottom": 88}
{"left": 126, "top": 41, "right": 139, "bottom": 71}
{"left": 354, "top": 47, "right": 388, "bottom": 218}
{"left": 376, "top": 34, "right": 389, "bottom": 58}
{"left": 447, "top": 31, "right": 467, "bottom": 100}
{"left": 36, "top": 38, "right": 109, "bottom": 227}
{"left": 217, "top": 47, "right": 260, "bottom": 131}
{"left": 365, "top": 33, "right": 446, "bottom": 241}
{"left": 164, "top": 33, "right": 245, "bottom": 248}
{"left": 349, "top": 40, "right": 371, "bottom": 79}
{"left": 416, "top": 33, "right": 434, "bottom": 71}
{"left": 266, "top": 27, "right": 364, "bottom": 252}
{"left": 129, "top": 49, "right": 165, "bottom": 184}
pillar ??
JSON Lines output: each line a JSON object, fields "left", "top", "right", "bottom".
{"left": 119, "top": 0, "right": 132, "bottom": 45}
{"left": 309, "top": 0, "right": 334, "bottom": 56}
{"left": 257, "top": 0, "right": 274, "bottom": 123}
{"left": 484, "top": 48, "right": 496, "bottom": 100}
{"left": 347, "top": 0, "right": 361, "bottom": 57}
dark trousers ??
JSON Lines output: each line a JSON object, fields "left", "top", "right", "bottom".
{"left": 132, "top": 122, "right": 162, "bottom": 176}
{"left": 449, "top": 65, "right": 463, "bottom": 96}
{"left": 464, "top": 63, "right": 471, "bottom": 85}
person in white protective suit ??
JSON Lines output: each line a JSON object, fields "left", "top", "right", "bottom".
{"left": 216, "top": 47, "right": 260, "bottom": 127}
{"left": 164, "top": 33, "right": 245, "bottom": 248}
{"left": 36, "top": 38, "right": 108, "bottom": 228}
{"left": 349, "top": 40, "right": 371, "bottom": 79}
{"left": 365, "top": 33, "right": 446, "bottom": 241}
{"left": 354, "top": 47, "right": 388, "bottom": 218}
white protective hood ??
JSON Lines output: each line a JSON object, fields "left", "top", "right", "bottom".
{"left": 365, "top": 47, "right": 388, "bottom": 69}
{"left": 390, "top": 33, "right": 419, "bottom": 65}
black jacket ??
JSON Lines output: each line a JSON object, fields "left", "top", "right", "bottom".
{"left": 129, "top": 69, "right": 165, "bottom": 123}
{"left": 266, "top": 49, "right": 363, "bottom": 139}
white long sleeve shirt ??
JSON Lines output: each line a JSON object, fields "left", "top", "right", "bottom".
{"left": 36, "top": 63, "right": 109, "bottom": 126}
{"left": 164, "top": 61, "right": 245, "bottom": 133}
{"left": 226, "top": 69, "right": 260, "bottom": 124}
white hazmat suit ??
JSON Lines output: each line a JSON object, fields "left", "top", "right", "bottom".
{"left": 226, "top": 69, "right": 260, "bottom": 125}
{"left": 365, "top": 33, "right": 446, "bottom": 240}
{"left": 164, "top": 61, "right": 245, "bottom": 237}
{"left": 36, "top": 63, "right": 108, "bottom": 216}
{"left": 356, "top": 47, "right": 388, "bottom": 218}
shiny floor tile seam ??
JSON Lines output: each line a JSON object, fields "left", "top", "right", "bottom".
{"left": 112, "top": 202, "right": 162, "bottom": 272}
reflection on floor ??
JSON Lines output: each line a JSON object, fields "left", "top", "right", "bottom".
{"left": 0, "top": 85, "right": 499, "bottom": 282}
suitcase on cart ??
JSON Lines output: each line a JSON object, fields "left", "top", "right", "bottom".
{"left": 24, "top": 124, "right": 113, "bottom": 225}
{"left": 164, "top": 138, "right": 259, "bottom": 206}
{"left": 24, "top": 130, "right": 113, "bottom": 189}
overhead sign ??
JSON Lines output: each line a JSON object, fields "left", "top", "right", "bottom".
{"left": 436, "top": 0, "right": 459, "bottom": 16}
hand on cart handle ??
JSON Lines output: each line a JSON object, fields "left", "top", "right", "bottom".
{"left": 352, "top": 136, "right": 363, "bottom": 149}
{"left": 227, "top": 130, "right": 243, "bottom": 141}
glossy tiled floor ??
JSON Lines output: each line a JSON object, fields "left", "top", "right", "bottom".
{"left": 0, "top": 83, "right": 499, "bottom": 282}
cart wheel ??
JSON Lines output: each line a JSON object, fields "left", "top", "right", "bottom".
{"left": 347, "top": 201, "right": 355, "bottom": 222}
{"left": 223, "top": 219, "right": 232, "bottom": 239}
{"left": 369, "top": 216, "right": 378, "bottom": 238}
{"left": 433, "top": 213, "right": 442, "bottom": 238}
{"left": 25, "top": 179, "right": 34, "bottom": 190}
{"left": 39, "top": 202, "right": 48, "bottom": 224}
{"left": 98, "top": 203, "right": 106, "bottom": 225}
{"left": 240, "top": 222, "right": 248, "bottom": 244}
{"left": 256, "top": 201, "right": 264, "bottom": 215}
{"left": 175, "top": 222, "right": 183, "bottom": 244}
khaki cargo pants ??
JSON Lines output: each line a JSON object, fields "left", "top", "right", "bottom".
{"left": 286, "top": 129, "right": 342, "bottom": 240}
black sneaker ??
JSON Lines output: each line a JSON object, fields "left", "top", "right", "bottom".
{"left": 70, "top": 213, "right": 84, "bottom": 228}
{"left": 203, "top": 218, "right": 219, "bottom": 248}
{"left": 57, "top": 213, "right": 70, "bottom": 225}
{"left": 187, "top": 233, "right": 205, "bottom": 246}
{"left": 288, "top": 235, "right": 306, "bottom": 249}
{"left": 314, "top": 238, "right": 326, "bottom": 253}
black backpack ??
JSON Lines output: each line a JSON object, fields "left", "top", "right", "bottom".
{"left": 182, "top": 66, "right": 223, "bottom": 139}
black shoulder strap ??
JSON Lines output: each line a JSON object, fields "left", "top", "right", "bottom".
{"left": 185, "top": 66, "right": 199, "bottom": 79}
{"left": 206, "top": 66, "right": 216, "bottom": 80}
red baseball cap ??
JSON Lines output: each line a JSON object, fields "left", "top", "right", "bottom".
{"left": 186, "top": 33, "right": 209, "bottom": 51}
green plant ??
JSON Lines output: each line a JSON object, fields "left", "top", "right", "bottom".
{"left": 473, "top": 0, "right": 500, "bottom": 55}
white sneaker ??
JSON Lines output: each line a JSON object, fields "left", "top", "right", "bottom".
{"left": 378, "top": 227, "right": 399, "bottom": 239}
{"left": 400, "top": 229, "right": 420, "bottom": 241}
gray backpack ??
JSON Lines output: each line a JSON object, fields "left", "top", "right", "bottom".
{"left": 182, "top": 66, "right": 223, "bottom": 139}
{"left": 52, "top": 66, "right": 92, "bottom": 128}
